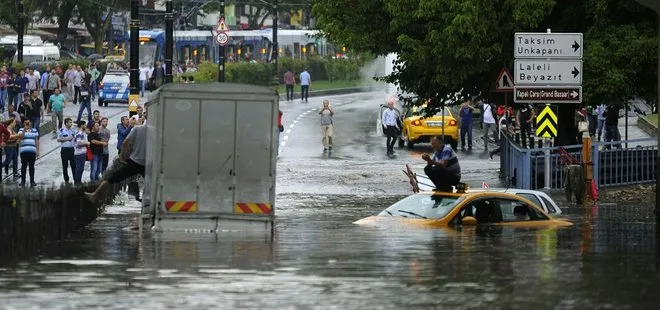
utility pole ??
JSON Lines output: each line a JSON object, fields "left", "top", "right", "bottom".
{"left": 165, "top": 0, "right": 173, "bottom": 83}
{"left": 218, "top": 0, "right": 226, "bottom": 82}
{"left": 129, "top": 0, "right": 140, "bottom": 117}
{"left": 272, "top": 0, "right": 279, "bottom": 83}
{"left": 17, "top": 0, "right": 24, "bottom": 63}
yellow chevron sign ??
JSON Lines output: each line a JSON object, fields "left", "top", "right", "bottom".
{"left": 535, "top": 106, "right": 558, "bottom": 138}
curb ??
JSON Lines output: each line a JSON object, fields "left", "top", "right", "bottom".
{"left": 278, "top": 87, "right": 364, "bottom": 101}
{"left": 637, "top": 115, "right": 657, "bottom": 137}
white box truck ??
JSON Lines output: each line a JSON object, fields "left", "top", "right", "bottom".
{"left": 141, "top": 83, "right": 278, "bottom": 232}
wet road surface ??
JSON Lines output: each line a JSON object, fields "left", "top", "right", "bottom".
{"left": 1, "top": 92, "right": 659, "bottom": 309}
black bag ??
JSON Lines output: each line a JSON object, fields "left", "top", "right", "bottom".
{"left": 279, "top": 125, "right": 284, "bottom": 132}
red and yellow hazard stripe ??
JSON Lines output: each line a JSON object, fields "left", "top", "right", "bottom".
{"left": 165, "top": 201, "right": 198, "bottom": 212}
{"left": 234, "top": 203, "right": 272, "bottom": 214}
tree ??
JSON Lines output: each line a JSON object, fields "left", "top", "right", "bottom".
{"left": 38, "top": 0, "right": 78, "bottom": 45}
{"left": 0, "top": 0, "right": 41, "bottom": 33}
{"left": 75, "top": 0, "right": 129, "bottom": 53}
{"left": 313, "top": 0, "right": 658, "bottom": 146}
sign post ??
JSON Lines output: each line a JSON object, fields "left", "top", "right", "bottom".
{"left": 128, "top": 94, "right": 139, "bottom": 117}
{"left": 216, "top": 3, "right": 229, "bottom": 82}
{"left": 515, "top": 30, "right": 583, "bottom": 189}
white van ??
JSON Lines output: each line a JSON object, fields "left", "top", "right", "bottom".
{"left": 13, "top": 44, "right": 60, "bottom": 64}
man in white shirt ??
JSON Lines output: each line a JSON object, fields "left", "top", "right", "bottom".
{"left": 56, "top": 118, "right": 76, "bottom": 183}
{"left": 481, "top": 101, "right": 498, "bottom": 151}
{"left": 299, "top": 68, "right": 311, "bottom": 103}
{"left": 139, "top": 63, "right": 151, "bottom": 97}
{"left": 381, "top": 96, "right": 400, "bottom": 156}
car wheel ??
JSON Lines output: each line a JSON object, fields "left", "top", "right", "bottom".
{"left": 98, "top": 98, "right": 103, "bottom": 107}
{"left": 104, "top": 101, "right": 108, "bottom": 107}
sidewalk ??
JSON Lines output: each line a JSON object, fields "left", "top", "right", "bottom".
{"left": 1, "top": 92, "right": 152, "bottom": 187}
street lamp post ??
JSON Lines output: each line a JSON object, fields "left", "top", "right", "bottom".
{"left": 272, "top": 0, "right": 279, "bottom": 84}
{"left": 218, "top": 0, "right": 226, "bottom": 82}
{"left": 165, "top": 0, "right": 174, "bottom": 84}
{"left": 17, "top": 0, "right": 24, "bottom": 63}
{"left": 633, "top": 0, "right": 659, "bottom": 215}
{"left": 129, "top": 0, "right": 139, "bottom": 117}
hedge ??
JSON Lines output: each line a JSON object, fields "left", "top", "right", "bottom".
{"left": 184, "top": 56, "right": 362, "bottom": 85}
{"left": 3, "top": 56, "right": 363, "bottom": 86}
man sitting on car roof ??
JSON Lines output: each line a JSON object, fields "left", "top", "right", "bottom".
{"left": 422, "top": 136, "right": 461, "bottom": 192}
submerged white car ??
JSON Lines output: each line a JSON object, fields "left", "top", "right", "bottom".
{"left": 415, "top": 174, "right": 562, "bottom": 214}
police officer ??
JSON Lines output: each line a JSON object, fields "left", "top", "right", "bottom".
{"left": 56, "top": 118, "right": 76, "bottom": 183}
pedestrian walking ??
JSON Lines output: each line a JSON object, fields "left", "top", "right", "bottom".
{"left": 73, "top": 121, "right": 89, "bottom": 185}
{"left": 89, "top": 64, "right": 101, "bottom": 101}
{"left": 458, "top": 100, "right": 474, "bottom": 150}
{"left": 319, "top": 99, "right": 334, "bottom": 152}
{"left": 2, "top": 104, "right": 20, "bottom": 125}
{"left": 516, "top": 103, "right": 534, "bottom": 149}
{"left": 28, "top": 90, "right": 44, "bottom": 134}
{"left": 0, "top": 118, "right": 11, "bottom": 180}
{"left": 49, "top": 88, "right": 66, "bottom": 132}
{"left": 603, "top": 104, "right": 622, "bottom": 149}
{"left": 76, "top": 82, "right": 93, "bottom": 124}
{"left": 2, "top": 118, "right": 20, "bottom": 180}
{"left": 56, "top": 118, "right": 76, "bottom": 184}
{"left": 277, "top": 109, "right": 283, "bottom": 155}
{"left": 44, "top": 68, "right": 62, "bottom": 113}
{"left": 381, "top": 97, "right": 400, "bottom": 156}
{"left": 26, "top": 68, "right": 39, "bottom": 95}
{"left": 17, "top": 118, "right": 39, "bottom": 187}
{"left": 7, "top": 73, "right": 18, "bottom": 110}
{"left": 596, "top": 102, "right": 606, "bottom": 141}
{"left": 284, "top": 68, "right": 295, "bottom": 101}
{"left": 14, "top": 70, "right": 28, "bottom": 110}
{"left": 0, "top": 65, "right": 9, "bottom": 112}
{"left": 481, "top": 101, "right": 498, "bottom": 151}
{"left": 85, "top": 123, "right": 147, "bottom": 202}
{"left": 139, "top": 63, "right": 150, "bottom": 97}
{"left": 587, "top": 104, "right": 598, "bottom": 138}
{"left": 39, "top": 65, "right": 50, "bottom": 109}
{"left": 17, "top": 93, "right": 32, "bottom": 129}
{"left": 117, "top": 116, "right": 134, "bottom": 155}
{"left": 64, "top": 64, "right": 76, "bottom": 103}
{"left": 73, "top": 66, "right": 83, "bottom": 104}
{"left": 88, "top": 121, "right": 106, "bottom": 182}
{"left": 99, "top": 117, "right": 111, "bottom": 173}
{"left": 300, "top": 68, "right": 311, "bottom": 103}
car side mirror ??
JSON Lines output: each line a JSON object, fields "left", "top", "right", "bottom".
{"left": 461, "top": 216, "right": 477, "bottom": 226}
{"left": 380, "top": 104, "right": 386, "bottom": 108}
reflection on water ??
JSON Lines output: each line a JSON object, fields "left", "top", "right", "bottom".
{"left": 1, "top": 195, "right": 659, "bottom": 309}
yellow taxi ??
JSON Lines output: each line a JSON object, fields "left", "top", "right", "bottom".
{"left": 402, "top": 105, "right": 459, "bottom": 149}
{"left": 354, "top": 189, "right": 572, "bottom": 228}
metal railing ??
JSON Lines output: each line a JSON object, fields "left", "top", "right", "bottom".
{"left": 500, "top": 133, "right": 657, "bottom": 189}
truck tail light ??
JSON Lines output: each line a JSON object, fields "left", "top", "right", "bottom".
{"left": 99, "top": 82, "right": 104, "bottom": 89}
{"left": 448, "top": 119, "right": 457, "bottom": 126}
{"left": 412, "top": 120, "right": 422, "bottom": 126}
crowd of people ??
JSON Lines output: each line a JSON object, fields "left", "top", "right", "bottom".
{"left": 0, "top": 61, "right": 149, "bottom": 189}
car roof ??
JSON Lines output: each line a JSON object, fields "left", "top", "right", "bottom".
{"left": 420, "top": 190, "right": 549, "bottom": 212}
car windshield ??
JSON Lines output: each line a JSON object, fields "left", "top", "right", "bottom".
{"left": 379, "top": 194, "right": 464, "bottom": 219}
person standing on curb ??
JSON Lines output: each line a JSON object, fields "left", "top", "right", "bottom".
{"left": 57, "top": 118, "right": 76, "bottom": 184}
{"left": 300, "top": 68, "right": 311, "bottom": 103}
{"left": 76, "top": 81, "right": 93, "bottom": 124}
{"left": 381, "top": 97, "right": 400, "bottom": 156}
{"left": 117, "top": 116, "right": 134, "bottom": 155}
{"left": 319, "top": 99, "right": 334, "bottom": 152}
{"left": 28, "top": 90, "right": 44, "bottom": 135}
{"left": 99, "top": 117, "right": 111, "bottom": 173}
{"left": 284, "top": 68, "right": 295, "bottom": 101}
{"left": 73, "top": 121, "right": 89, "bottom": 185}
{"left": 88, "top": 121, "right": 106, "bottom": 182}
{"left": 459, "top": 100, "right": 474, "bottom": 150}
{"left": 2, "top": 118, "right": 20, "bottom": 180}
{"left": 481, "top": 101, "right": 497, "bottom": 152}
{"left": 17, "top": 118, "right": 39, "bottom": 187}
{"left": 49, "top": 88, "right": 66, "bottom": 133}
{"left": 64, "top": 64, "right": 76, "bottom": 103}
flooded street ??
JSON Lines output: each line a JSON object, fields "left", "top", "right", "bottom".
{"left": 1, "top": 92, "right": 659, "bottom": 309}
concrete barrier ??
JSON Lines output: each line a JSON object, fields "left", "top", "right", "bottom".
{"left": 637, "top": 115, "right": 657, "bottom": 137}
{"left": 0, "top": 159, "right": 136, "bottom": 260}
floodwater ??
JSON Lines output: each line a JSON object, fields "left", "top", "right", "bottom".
{"left": 1, "top": 193, "right": 658, "bottom": 309}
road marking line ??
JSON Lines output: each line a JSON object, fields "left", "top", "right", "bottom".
{"left": 286, "top": 129, "right": 291, "bottom": 134}
{"left": 293, "top": 120, "right": 298, "bottom": 124}
{"left": 290, "top": 124, "right": 295, "bottom": 128}
{"left": 283, "top": 136, "right": 289, "bottom": 141}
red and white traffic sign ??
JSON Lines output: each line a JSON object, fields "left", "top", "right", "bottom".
{"left": 216, "top": 17, "right": 230, "bottom": 33}
{"left": 216, "top": 32, "right": 229, "bottom": 46}
{"left": 494, "top": 67, "right": 514, "bottom": 92}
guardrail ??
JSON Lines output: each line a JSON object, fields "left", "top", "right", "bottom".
{"left": 500, "top": 133, "right": 657, "bottom": 189}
